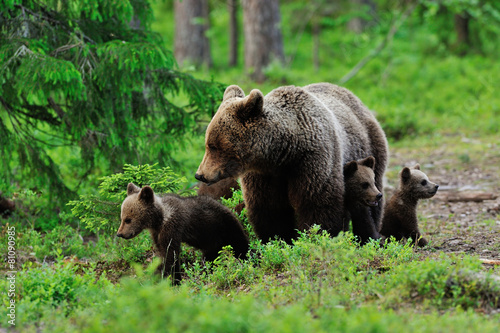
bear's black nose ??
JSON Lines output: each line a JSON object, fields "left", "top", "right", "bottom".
{"left": 195, "top": 173, "right": 207, "bottom": 183}
{"left": 435, "top": 184, "right": 439, "bottom": 190}
{"left": 376, "top": 193, "right": 383, "bottom": 201}
{"left": 116, "top": 233, "right": 123, "bottom": 238}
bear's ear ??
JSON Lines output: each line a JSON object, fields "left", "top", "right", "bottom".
{"left": 360, "top": 156, "right": 376, "bottom": 170}
{"left": 138, "top": 185, "right": 155, "bottom": 204}
{"left": 343, "top": 161, "right": 358, "bottom": 178}
{"left": 413, "top": 164, "right": 421, "bottom": 170}
{"left": 401, "top": 167, "right": 411, "bottom": 183}
{"left": 223, "top": 85, "right": 245, "bottom": 101}
{"left": 236, "top": 89, "right": 264, "bottom": 123}
{"left": 127, "top": 183, "right": 141, "bottom": 196}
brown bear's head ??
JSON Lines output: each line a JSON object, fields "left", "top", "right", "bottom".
{"left": 117, "top": 183, "right": 162, "bottom": 239}
{"left": 343, "top": 156, "right": 383, "bottom": 207}
{"left": 399, "top": 164, "right": 439, "bottom": 199}
{"left": 195, "top": 85, "right": 264, "bottom": 185}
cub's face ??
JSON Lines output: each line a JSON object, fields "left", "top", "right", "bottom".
{"left": 116, "top": 183, "right": 155, "bottom": 239}
{"left": 195, "top": 85, "right": 264, "bottom": 185}
{"left": 400, "top": 165, "right": 439, "bottom": 199}
{"left": 344, "top": 156, "right": 383, "bottom": 207}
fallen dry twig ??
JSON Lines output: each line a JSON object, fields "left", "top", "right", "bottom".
{"left": 434, "top": 191, "right": 498, "bottom": 203}
{"left": 480, "top": 258, "right": 500, "bottom": 265}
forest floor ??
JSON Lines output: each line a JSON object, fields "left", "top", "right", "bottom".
{"left": 387, "top": 135, "right": 500, "bottom": 269}
{"left": 5, "top": 135, "right": 500, "bottom": 282}
{"left": 3, "top": 134, "right": 500, "bottom": 333}
{"left": 91, "top": 135, "right": 500, "bottom": 282}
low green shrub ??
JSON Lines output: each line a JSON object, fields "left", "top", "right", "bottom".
{"left": 375, "top": 253, "right": 500, "bottom": 310}
{"left": 0, "top": 261, "right": 114, "bottom": 328}
{"left": 68, "top": 164, "right": 192, "bottom": 235}
{"left": 14, "top": 233, "right": 499, "bottom": 333}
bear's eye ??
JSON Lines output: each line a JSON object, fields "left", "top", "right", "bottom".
{"left": 208, "top": 144, "right": 218, "bottom": 152}
{"left": 362, "top": 182, "right": 369, "bottom": 190}
{"left": 124, "top": 218, "right": 132, "bottom": 224}
{"left": 421, "top": 180, "right": 427, "bottom": 186}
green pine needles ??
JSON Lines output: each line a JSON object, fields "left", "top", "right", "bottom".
{"left": 68, "top": 163, "right": 190, "bottom": 235}
{"left": 0, "top": 0, "right": 224, "bottom": 202}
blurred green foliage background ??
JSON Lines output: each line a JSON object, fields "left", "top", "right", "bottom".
{"left": 1, "top": 1, "right": 500, "bottom": 330}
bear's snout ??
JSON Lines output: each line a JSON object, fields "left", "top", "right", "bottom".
{"left": 116, "top": 232, "right": 134, "bottom": 239}
{"left": 429, "top": 184, "right": 439, "bottom": 195}
{"left": 195, "top": 173, "right": 208, "bottom": 183}
{"left": 195, "top": 172, "right": 222, "bottom": 185}
{"left": 365, "top": 192, "right": 383, "bottom": 207}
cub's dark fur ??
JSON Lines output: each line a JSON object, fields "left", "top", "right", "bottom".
{"left": 343, "top": 156, "right": 383, "bottom": 244}
{"left": 117, "top": 183, "right": 249, "bottom": 282}
{"left": 380, "top": 165, "right": 439, "bottom": 247}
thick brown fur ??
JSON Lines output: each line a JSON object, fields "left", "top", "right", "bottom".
{"left": 343, "top": 156, "right": 383, "bottom": 244}
{"left": 197, "top": 178, "right": 245, "bottom": 214}
{"left": 195, "top": 83, "right": 388, "bottom": 243}
{"left": 117, "top": 183, "right": 249, "bottom": 282}
{"left": 0, "top": 191, "right": 15, "bottom": 217}
{"left": 197, "top": 177, "right": 240, "bottom": 200}
{"left": 380, "top": 165, "right": 439, "bottom": 247}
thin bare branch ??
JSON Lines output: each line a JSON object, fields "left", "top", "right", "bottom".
{"left": 338, "top": 2, "right": 417, "bottom": 85}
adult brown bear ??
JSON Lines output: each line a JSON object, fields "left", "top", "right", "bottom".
{"left": 195, "top": 83, "right": 388, "bottom": 243}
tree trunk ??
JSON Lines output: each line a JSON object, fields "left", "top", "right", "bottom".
{"left": 242, "top": 0, "right": 285, "bottom": 82}
{"left": 227, "top": 0, "right": 238, "bottom": 67}
{"left": 174, "top": 0, "right": 212, "bottom": 68}
{"left": 454, "top": 12, "right": 470, "bottom": 56}
{"left": 348, "top": 0, "right": 376, "bottom": 33}
{"left": 312, "top": 18, "right": 320, "bottom": 72}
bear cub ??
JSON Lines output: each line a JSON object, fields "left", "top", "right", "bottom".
{"left": 117, "top": 183, "right": 249, "bottom": 282}
{"left": 380, "top": 164, "right": 439, "bottom": 247}
{"left": 343, "top": 156, "right": 383, "bottom": 244}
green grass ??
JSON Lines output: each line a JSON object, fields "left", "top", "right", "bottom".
{"left": 3, "top": 226, "right": 500, "bottom": 332}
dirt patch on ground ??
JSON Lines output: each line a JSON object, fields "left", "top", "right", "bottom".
{"left": 387, "top": 137, "right": 500, "bottom": 269}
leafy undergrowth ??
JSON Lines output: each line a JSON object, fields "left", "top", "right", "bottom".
{"left": 2, "top": 226, "right": 500, "bottom": 332}
{"left": 2, "top": 138, "right": 500, "bottom": 332}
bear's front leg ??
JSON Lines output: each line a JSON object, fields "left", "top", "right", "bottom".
{"left": 409, "top": 230, "right": 427, "bottom": 248}
{"left": 349, "top": 204, "right": 381, "bottom": 245}
{"left": 155, "top": 230, "right": 182, "bottom": 284}
{"left": 371, "top": 149, "right": 387, "bottom": 230}
{"left": 242, "top": 172, "right": 297, "bottom": 244}
{"left": 289, "top": 174, "right": 346, "bottom": 238}
{"left": 294, "top": 201, "right": 345, "bottom": 237}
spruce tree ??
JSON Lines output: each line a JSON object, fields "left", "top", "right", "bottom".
{"left": 0, "top": 0, "right": 223, "bottom": 202}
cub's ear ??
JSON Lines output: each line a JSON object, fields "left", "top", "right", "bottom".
{"left": 236, "top": 89, "right": 264, "bottom": 123}
{"left": 223, "top": 85, "right": 245, "bottom": 101}
{"left": 413, "top": 164, "right": 421, "bottom": 170}
{"left": 360, "top": 156, "right": 376, "bottom": 170}
{"left": 343, "top": 161, "right": 358, "bottom": 178}
{"left": 138, "top": 186, "right": 155, "bottom": 204}
{"left": 401, "top": 167, "right": 411, "bottom": 183}
{"left": 127, "top": 183, "right": 141, "bottom": 196}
